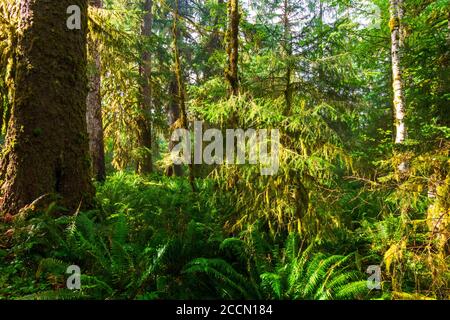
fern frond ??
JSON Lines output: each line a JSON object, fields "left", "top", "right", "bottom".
{"left": 184, "top": 258, "right": 260, "bottom": 299}
{"left": 335, "top": 280, "right": 369, "bottom": 300}
{"left": 260, "top": 272, "right": 282, "bottom": 299}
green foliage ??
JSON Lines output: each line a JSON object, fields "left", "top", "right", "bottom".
{"left": 260, "top": 236, "right": 369, "bottom": 300}
{"left": 189, "top": 93, "right": 354, "bottom": 239}
{"left": 0, "top": 173, "right": 222, "bottom": 299}
{"left": 184, "top": 233, "right": 370, "bottom": 300}
{"left": 0, "top": 173, "right": 372, "bottom": 300}
{"left": 0, "top": 0, "right": 448, "bottom": 301}
{"left": 0, "top": 0, "right": 18, "bottom": 135}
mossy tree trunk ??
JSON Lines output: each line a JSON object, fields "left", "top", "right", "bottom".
{"left": 171, "top": 0, "right": 195, "bottom": 190}
{"left": 167, "top": 76, "right": 183, "bottom": 177}
{"left": 225, "top": 0, "right": 239, "bottom": 97}
{"left": 0, "top": 0, "right": 94, "bottom": 214}
{"left": 282, "top": 0, "right": 292, "bottom": 114}
{"left": 87, "top": 0, "right": 106, "bottom": 182}
{"left": 136, "top": 0, "right": 153, "bottom": 175}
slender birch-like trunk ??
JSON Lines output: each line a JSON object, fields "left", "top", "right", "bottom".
{"left": 389, "top": 0, "right": 407, "bottom": 174}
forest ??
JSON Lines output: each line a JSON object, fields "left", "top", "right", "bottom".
{"left": 0, "top": 0, "right": 448, "bottom": 300}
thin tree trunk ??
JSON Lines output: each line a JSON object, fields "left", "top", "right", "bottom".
{"left": 0, "top": 0, "right": 94, "bottom": 214}
{"left": 172, "top": 0, "right": 195, "bottom": 190}
{"left": 136, "top": 0, "right": 153, "bottom": 175}
{"left": 283, "top": 0, "right": 292, "bottom": 114}
{"left": 167, "top": 76, "right": 183, "bottom": 177}
{"left": 87, "top": 0, "right": 106, "bottom": 182}
{"left": 389, "top": 0, "right": 408, "bottom": 174}
{"left": 225, "top": 0, "right": 239, "bottom": 97}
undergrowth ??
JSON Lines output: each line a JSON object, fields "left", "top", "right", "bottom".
{"left": 0, "top": 172, "right": 373, "bottom": 300}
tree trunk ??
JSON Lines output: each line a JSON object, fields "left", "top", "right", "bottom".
{"left": 225, "top": 0, "right": 239, "bottom": 97}
{"left": 136, "top": 0, "right": 153, "bottom": 175}
{"left": 86, "top": 0, "right": 106, "bottom": 182}
{"left": 283, "top": 0, "right": 292, "bottom": 114}
{"left": 167, "top": 76, "right": 183, "bottom": 177}
{"left": 0, "top": 0, "right": 94, "bottom": 214}
{"left": 172, "top": 0, "right": 195, "bottom": 190}
{"left": 389, "top": 0, "right": 408, "bottom": 174}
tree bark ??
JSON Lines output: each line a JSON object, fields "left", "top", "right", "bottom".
{"left": 136, "top": 0, "right": 153, "bottom": 175}
{"left": 172, "top": 0, "right": 195, "bottom": 190}
{"left": 167, "top": 76, "right": 183, "bottom": 177}
{"left": 225, "top": 0, "right": 239, "bottom": 97}
{"left": 0, "top": 0, "right": 94, "bottom": 214}
{"left": 389, "top": 0, "right": 408, "bottom": 174}
{"left": 86, "top": 0, "right": 106, "bottom": 182}
{"left": 283, "top": 0, "right": 292, "bottom": 114}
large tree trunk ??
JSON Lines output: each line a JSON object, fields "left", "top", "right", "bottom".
{"left": 87, "top": 0, "right": 106, "bottom": 182}
{"left": 0, "top": 0, "right": 94, "bottom": 214}
{"left": 225, "top": 0, "right": 239, "bottom": 97}
{"left": 136, "top": 0, "right": 153, "bottom": 175}
{"left": 389, "top": 0, "right": 408, "bottom": 174}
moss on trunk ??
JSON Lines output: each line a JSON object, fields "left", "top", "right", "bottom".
{"left": 136, "top": 0, "right": 153, "bottom": 175}
{"left": 225, "top": 0, "right": 239, "bottom": 97}
{"left": 86, "top": 0, "right": 106, "bottom": 182}
{"left": 0, "top": 0, "right": 94, "bottom": 214}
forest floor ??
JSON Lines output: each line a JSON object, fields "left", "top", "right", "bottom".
{"left": 0, "top": 172, "right": 374, "bottom": 300}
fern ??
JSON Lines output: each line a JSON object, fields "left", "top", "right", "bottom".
{"left": 183, "top": 258, "right": 261, "bottom": 299}
{"left": 260, "top": 235, "right": 368, "bottom": 300}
